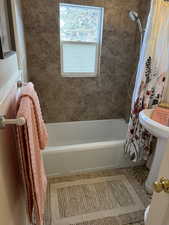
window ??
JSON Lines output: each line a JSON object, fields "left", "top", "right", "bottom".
{"left": 59, "top": 3, "right": 104, "bottom": 77}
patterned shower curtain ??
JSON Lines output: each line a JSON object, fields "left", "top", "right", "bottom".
{"left": 124, "top": 0, "right": 169, "bottom": 162}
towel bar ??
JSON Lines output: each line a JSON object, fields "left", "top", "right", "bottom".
{"left": 0, "top": 116, "right": 25, "bottom": 129}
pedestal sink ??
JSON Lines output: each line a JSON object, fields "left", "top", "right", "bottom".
{"left": 139, "top": 109, "right": 169, "bottom": 193}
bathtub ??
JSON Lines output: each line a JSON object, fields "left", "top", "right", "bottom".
{"left": 42, "top": 119, "right": 139, "bottom": 176}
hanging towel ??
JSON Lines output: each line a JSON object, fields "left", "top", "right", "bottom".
{"left": 16, "top": 82, "right": 48, "bottom": 225}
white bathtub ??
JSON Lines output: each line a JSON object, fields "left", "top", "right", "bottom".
{"left": 42, "top": 119, "right": 139, "bottom": 176}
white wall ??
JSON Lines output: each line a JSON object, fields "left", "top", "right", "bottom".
{"left": 0, "top": 0, "right": 28, "bottom": 224}
{"left": 0, "top": 84, "right": 26, "bottom": 225}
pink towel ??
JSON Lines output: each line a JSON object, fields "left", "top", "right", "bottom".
{"left": 151, "top": 106, "right": 169, "bottom": 126}
{"left": 18, "top": 82, "right": 48, "bottom": 149}
{"left": 16, "top": 82, "right": 48, "bottom": 225}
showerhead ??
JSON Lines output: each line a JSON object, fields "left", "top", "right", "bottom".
{"left": 128, "top": 10, "right": 144, "bottom": 45}
{"left": 129, "top": 11, "right": 139, "bottom": 22}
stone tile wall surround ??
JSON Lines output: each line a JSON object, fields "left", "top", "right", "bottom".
{"left": 21, "top": 0, "right": 150, "bottom": 122}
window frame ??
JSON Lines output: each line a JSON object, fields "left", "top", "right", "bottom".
{"left": 0, "top": 0, "right": 16, "bottom": 59}
{"left": 59, "top": 3, "right": 104, "bottom": 78}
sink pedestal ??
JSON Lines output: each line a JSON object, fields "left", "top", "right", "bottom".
{"left": 145, "top": 138, "right": 168, "bottom": 194}
{"left": 139, "top": 109, "right": 169, "bottom": 194}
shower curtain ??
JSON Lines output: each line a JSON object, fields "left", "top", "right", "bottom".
{"left": 124, "top": 0, "right": 169, "bottom": 162}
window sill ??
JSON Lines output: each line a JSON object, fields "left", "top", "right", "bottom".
{"left": 61, "top": 73, "right": 98, "bottom": 78}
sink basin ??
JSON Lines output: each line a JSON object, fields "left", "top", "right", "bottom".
{"left": 139, "top": 109, "right": 169, "bottom": 139}
{"left": 139, "top": 109, "right": 169, "bottom": 193}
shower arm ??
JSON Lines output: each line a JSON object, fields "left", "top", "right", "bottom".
{"left": 136, "top": 18, "right": 144, "bottom": 47}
